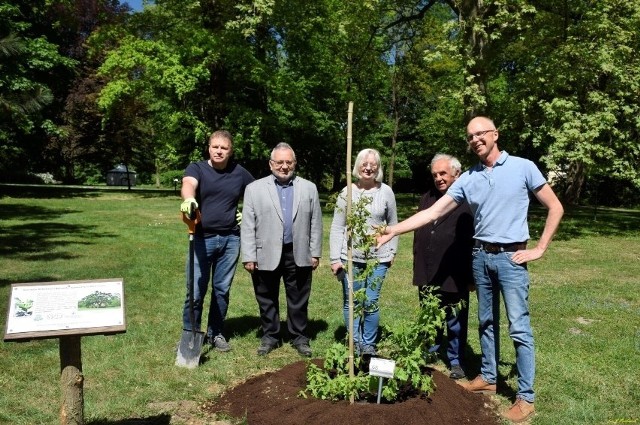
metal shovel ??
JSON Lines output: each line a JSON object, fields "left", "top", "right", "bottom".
{"left": 175, "top": 203, "right": 205, "bottom": 368}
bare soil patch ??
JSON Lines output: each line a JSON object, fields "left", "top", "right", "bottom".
{"left": 204, "top": 359, "right": 501, "bottom": 425}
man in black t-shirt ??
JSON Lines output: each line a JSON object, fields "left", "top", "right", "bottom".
{"left": 180, "top": 130, "right": 254, "bottom": 352}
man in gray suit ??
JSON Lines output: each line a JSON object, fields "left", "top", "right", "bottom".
{"left": 241, "top": 143, "right": 323, "bottom": 357}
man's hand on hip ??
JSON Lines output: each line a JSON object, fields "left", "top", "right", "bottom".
{"left": 511, "top": 247, "right": 544, "bottom": 264}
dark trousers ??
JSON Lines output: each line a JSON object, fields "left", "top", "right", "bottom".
{"left": 419, "top": 287, "right": 469, "bottom": 367}
{"left": 251, "top": 246, "right": 312, "bottom": 346}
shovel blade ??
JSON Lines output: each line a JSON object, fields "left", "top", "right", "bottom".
{"left": 175, "top": 330, "right": 205, "bottom": 368}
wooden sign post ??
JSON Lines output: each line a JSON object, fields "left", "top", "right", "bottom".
{"left": 60, "top": 335, "right": 84, "bottom": 424}
{"left": 4, "top": 278, "right": 126, "bottom": 425}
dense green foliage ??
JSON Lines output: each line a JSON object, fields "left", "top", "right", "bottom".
{"left": 1, "top": 0, "right": 639, "bottom": 205}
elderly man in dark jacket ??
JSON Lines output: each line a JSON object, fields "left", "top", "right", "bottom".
{"left": 413, "top": 153, "right": 474, "bottom": 380}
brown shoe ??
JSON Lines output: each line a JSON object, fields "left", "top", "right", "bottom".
{"left": 502, "top": 397, "right": 535, "bottom": 423}
{"left": 459, "top": 375, "right": 496, "bottom": 394}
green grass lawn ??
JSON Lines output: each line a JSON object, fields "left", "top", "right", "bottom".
{"left": 0, "top": 186, "right": 639, "bottom": 424}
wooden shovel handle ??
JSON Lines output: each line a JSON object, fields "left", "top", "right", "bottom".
{"left": 181, "top": 206, "right": 201, "bottom": 234}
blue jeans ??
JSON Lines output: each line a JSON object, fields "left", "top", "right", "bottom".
{"left": 472, "top": 248, "right": 535, "bottom": 402}
{"left": 182, "top": 233, "right": 240, "bottom": 339}
{"left": 420, "top": 289, "right": 469, "bottom": 368}
{"left": 341, "top": 262, "right": 389, "bottom": 349}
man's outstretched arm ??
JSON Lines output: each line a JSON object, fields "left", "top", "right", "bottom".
{"left": 376, "top": 194, "right": 458, "bottom": 248}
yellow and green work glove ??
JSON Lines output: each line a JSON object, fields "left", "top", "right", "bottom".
{"left": 180, "top": 197, "right": 198, "bottom": 216}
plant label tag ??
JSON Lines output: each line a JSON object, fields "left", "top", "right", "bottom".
{"left": 369, "top": 357, "right": 395, "bottom": 379}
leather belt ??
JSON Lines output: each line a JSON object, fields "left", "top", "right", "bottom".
{"left": 475, "top": 241, "right": 527, "bottom": 253}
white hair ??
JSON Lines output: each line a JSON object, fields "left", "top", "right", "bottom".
{"left": 430, "top": 153, "right": 462, "bottom": 175}
{"left": 352, "top": 148, "right": 383, "bottom": 182}
{"left": 270, "top": 142, "right": 296, "bottom": 161}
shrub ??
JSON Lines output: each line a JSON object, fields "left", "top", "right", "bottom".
{"left": 303, "top": 190, "right": 453, "bottom": 403}
{"left": 303, "top": 287, "right": 452, "bottom": 402}
{"left": 159, "top": 170, "right": 184, "bottom": 188}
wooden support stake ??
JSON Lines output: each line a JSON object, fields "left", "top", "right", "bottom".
{"left": 346, "top": 101, "right": 355, "bottom": 405}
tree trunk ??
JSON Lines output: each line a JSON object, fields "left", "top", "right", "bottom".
{"left": 155, "top": 157, "right": 161, "bottom": 188}
{"left": 387, "top": 71, "right": 400, "bottom": 188}
{"left": 60, "top": 336, "right": 84, "bottom": 425}
{"left": 458, "top": 0, "right": 490, "bottom": 120}
{"left": 388, "top": 111, "right": 400, "bottom": 188}
{"left": 562, "top": 160, "right": 585, "bottom": 205}
{"left": 123, "top": 161, "right": 132, "bottom": 190}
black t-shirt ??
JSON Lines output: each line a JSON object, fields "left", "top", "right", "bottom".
{"left": 184, "top": 161, "right": 254, "bottom": 236}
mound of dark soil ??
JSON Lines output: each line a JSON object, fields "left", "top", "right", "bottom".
{"left": 205, "top": 360, "right": 501, "bottom": 425}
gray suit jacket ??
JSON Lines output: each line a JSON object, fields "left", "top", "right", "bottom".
{"left": 241, "top": 175, "right": 323, "bottom": 271}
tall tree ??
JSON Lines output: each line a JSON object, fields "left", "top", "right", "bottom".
{"left": 380, "top": 2, "right": 467, "bottom": 189}
{"left": 46, "top": 0, "right": 131, "bottom": 183}
{"left": 95, "top": 0, "right": 397, "bottom": 186}
{"left": 95, "top": 0, "right": 219, "bottom": 181}
{"left": 508, "top": 0, "right": 640, "bottom": 203}
{"left": 89, "top": 0, "right": 639, "bottom": 203}
{"left": 0, "top": 3, "right": 75, "bottom": 181}
{"left": 265, "top": 0, "right": 392, "bottom": 186}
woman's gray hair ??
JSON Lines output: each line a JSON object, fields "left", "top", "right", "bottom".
{"left": 270, "top": 142, "right": 296, "bottom": 161}
{"left": 352, "top": 148, "right": 384, "bottom": 182}
{"left": 430, "top": 153, "right": 462, "bottom": 176}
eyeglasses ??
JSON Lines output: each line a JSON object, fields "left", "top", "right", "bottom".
{"left": 466, "top": 129, "right": 496, "bottom": 142}
{"left": 360, "top": 162, "right": 378, "bottom": 169}
{"left": 270, "top": 159, "right": 295, "bottom": 167}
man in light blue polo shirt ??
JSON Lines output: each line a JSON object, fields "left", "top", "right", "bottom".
{"left": 377, "top": 116, "right": 564, "bottom": 423}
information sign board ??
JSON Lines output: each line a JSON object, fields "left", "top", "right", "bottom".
{"left": 4, "top": 278, "right": 126, "bottom": 341}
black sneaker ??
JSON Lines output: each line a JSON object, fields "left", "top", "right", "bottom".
{"left": 257, "top": 341, "right": 277, "bottom": 356}
{"left": 293, "top": 342, "right": 312, "bottom": 357}
{"left": 361, "top": 344, "right": 377, "bottom": 356}
{"left": 449, "top": 364, "right": 465, "bottom": 380}
{"left": 211, "top": 335, "right": 231, "bottom": 352}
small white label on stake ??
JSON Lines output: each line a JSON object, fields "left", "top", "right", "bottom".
{"left": 369, "top": 357, "right": 395, "bottom": 379}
